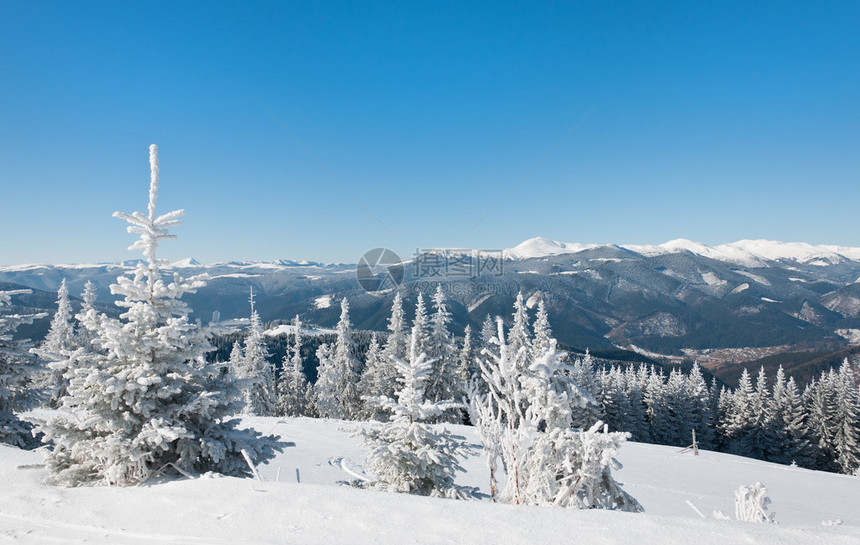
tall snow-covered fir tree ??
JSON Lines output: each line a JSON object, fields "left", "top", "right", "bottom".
{"left": 357, "top": 333, "right": 388, "bottom": 420}
{"left": 358, "top": 328, "right": 475, "bottom": 499}
{"left": 0, "top": 289, "right": 46, "bottom": 448}
{"left": 531, "top": 299, "right": 552, "bottom": 355}
{"left": 569, "top": 350, "right": 603, "bottom": 430}
{"left": 424, "top": 285, "right": 461, "bottom": 421}
{"left": 479, "top": 314, "right": 495, "bottom": 350}
{"left": 457, "top": 325, "right": 474, "bottom": 386}
{"left": 508, "top": 291, "right": 532, "bottom": 357}
{"left": 74, "top": 281, "right": 99, "bottom": 349}
{"left": 32, "top": 279, "right": 77, "bottom": 406}
{"left": 233, "top": 288, "right": 276, "bottom": 416}
{"left": 276, "top": 315, "right": 312, "bottom": 417}
{"left": 833, "top": 362, "right": 860, "bottom": 475}
{"left": 314, "top": 297, "right": 361, "bottom": 420}
{"left": 38, "top": 144, "right": 282, "bottom": 486}
{"left": 411, "top": 292, "right": 430, "bottom": 357}
{"left": 370, "top": 291, "right": 407, "bottom": 406}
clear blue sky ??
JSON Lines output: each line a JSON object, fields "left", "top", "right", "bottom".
{"left": 2, "top": 1, "right": 858, "bottom": 265}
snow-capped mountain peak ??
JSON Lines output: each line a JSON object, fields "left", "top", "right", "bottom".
{"left": 505, "top": 237, "right": 860, "bottom": 266}
{"left": 506, "top": 237, "right": 602, "bottom": 260}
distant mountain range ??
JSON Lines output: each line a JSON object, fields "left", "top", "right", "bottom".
{"left": 4, "top": 237, "right": 860, "bottom": 384}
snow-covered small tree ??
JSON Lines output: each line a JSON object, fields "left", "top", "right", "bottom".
{"left": 276, "top": 315, "right": 312, "bottom": 417}
{"left": 32, "top": 279, "right": 77, "bottom": 406}
{"left": 0, "top": 289, "right": 46, "bottom": 448}
{"left": 314, "top": 297, "right": 361, "bottom": 420}
{"left": 233, "top": 288, "right": 276, "bottom": 416}
{"left": 358, "top": 329, "right": 475, "bottom": 499}
{"left": 38, "top": 144, "right": 281, "bottom": 486}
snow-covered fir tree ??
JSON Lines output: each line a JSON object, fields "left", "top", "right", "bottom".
{"left": 411, "top": 292, "right": 430, "bottom": 357}
{"left": 723, "top": 367, "right": 757, "bottom": 456}
{"left": 358, "top": 329, "right": 475, "bottom": 498}
{"left": 74, "top": 281, "right": 99, "bottom": 349}
{"left": 314, "top": 297, "right": 361, "bottom": 420}
{"left": 780, "top": 375, "right": 815, "bottom": 467}
{"left": 38, "top": 144, "right": 281, "bottom": 486}
{"left": 457, "top": 325, "right": 474, "bottom": 387}
{"left": 375, "top": 292, "right": 408, "bottom": 403}
{"left": 357, "top": 333, "right": 387, "bottom": 420}
{"left": 276, "top": 315, "right": 312, "bottom": 417}
{"left": 507, "top": 291, "right": 532, "bottom": 357}
{"left": 833, "top": 362, "right": 860, "bottom": 475}
{"left": 569, "top": 350, "right": 603, "bottom": 429}
{"left": 424, "top": 285, "right": 462, "bottom": 422}
{"left": 32, "top": 279, "right": 76, "bottom": 406}
{"left": 686, "top": 362, "right": 715, "bottom": 449}
{"left": 531, "top": 299, "right": 552, "bottom": 355}
{"left": 479, "top": 314, "right": 495, "bottom": 350}
{"left": 0, "top": 289, "right": 46, "bottom": 448}
{"left": 233, "top": 288, "right": 276, "bottom": 416}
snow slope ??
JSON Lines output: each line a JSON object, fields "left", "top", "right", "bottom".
{"left": 1, "top": 416, "right": 858, "bottom": 544}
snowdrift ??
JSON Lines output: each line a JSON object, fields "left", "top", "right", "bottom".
{"left": 1, "top": 416, "right": 858, "bottom": 544}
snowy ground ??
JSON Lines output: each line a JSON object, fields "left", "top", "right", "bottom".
{"left": 1, "top": 416, "right": 859, "bottom": 544}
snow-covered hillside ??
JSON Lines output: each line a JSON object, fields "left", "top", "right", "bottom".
{"left": 1, "top": 416, "right": 858, "bottom": 544}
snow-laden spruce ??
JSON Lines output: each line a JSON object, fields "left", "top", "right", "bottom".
{"left": 276, "top": 315, "right": 313, "bottom": 417}
{"left": 314, "top": 297, "right": 361, "bottom": 420}
{"left": 38, "top": 144, "right": 282, "bottom": 486}
{"left": 0, "top": 289, "right": 46, "bottom": 448}
{"left": 358, "top": 328, "right": 476, "bottom": 499}
{"left": 32, "top": 279, "right": 76, "bottom": 406}
{"left": 424, "top": 285, "right": 463, "bottom": 423}
{"left": 233, "top": 288, "right": 276, "bottom": 416}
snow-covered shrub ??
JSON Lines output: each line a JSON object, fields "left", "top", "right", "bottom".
{"left": 734, "top": 482, "right": 775, "bottom": 523}
{"left": 473, "top": 312, "right": 641, "bottom": 512}
{"left": 359, "top": 329, "right": 476, "bottom": 499}
{"left": 38, "top": 145, "right": 283, "bottom": 486}
{"left": 522, "top": 423, "right": 643, "bottom": 511}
